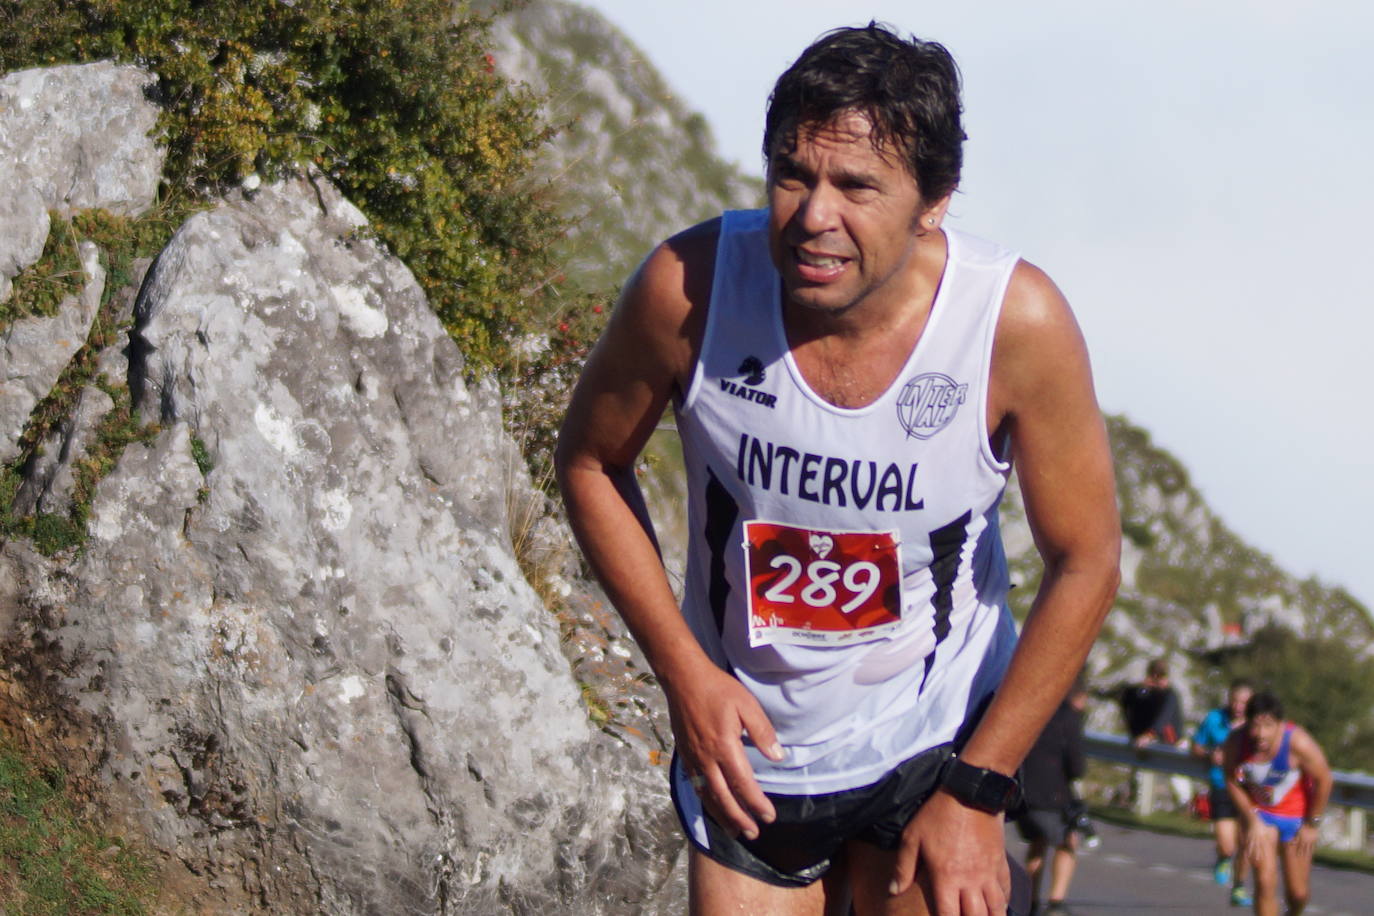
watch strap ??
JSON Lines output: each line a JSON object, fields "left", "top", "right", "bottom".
{"left": 939, "top": 756, "right": 1023, "bottom": 814}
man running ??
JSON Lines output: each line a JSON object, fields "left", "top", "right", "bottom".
{"left": 1223, "top": 692, "right": 1333, "bottom": 916}
{"left": 1191, "top": 678, "right": 1254, "bottom": 905}
{"left": 557, "top": 23, "right": 1120, "bottom": 915}
{"left": 1014, "top": 680, "right": 1090, "bottom": 915}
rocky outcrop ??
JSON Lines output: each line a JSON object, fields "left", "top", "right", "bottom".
{"left": 490, "top": 1, "right": 762, "bottom": 295}
{"left": 0, "top": 237, "right": 105, "bottom": 464}
{"left": 0, "top": 62, "right": 162, "bottom": 462}
{"left": 1, "top": 63, "right": 678, "bottom": 913}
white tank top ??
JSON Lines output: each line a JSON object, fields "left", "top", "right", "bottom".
{"left": 675, "top": 209, "right": 1021, "bottom": 794}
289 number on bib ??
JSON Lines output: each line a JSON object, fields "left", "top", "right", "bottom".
{"left": 761, "top": 556, "right": 883, "bottom": 614}
{"left": 743, "top": 521, "right": 904, "bottom": 648}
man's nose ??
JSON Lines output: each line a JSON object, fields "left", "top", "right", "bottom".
{"left": 795, "top": 183, "right": 840, "bottom": 236}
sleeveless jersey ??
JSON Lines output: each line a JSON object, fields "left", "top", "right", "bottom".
{"left": 1238, "top": 723, "right": 1310, "bottom": 817}
{"left": 675, "top": 209, "right": 1020, "bottom": 794}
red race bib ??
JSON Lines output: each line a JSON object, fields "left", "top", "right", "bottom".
{"left": 743, "top": 520, "right": 904, "bottom": 647}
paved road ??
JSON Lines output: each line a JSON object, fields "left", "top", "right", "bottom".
{"left": 1006, "top": 820, "right": 1372, "bottom": 915}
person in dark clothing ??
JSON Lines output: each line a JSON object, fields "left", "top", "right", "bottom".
{"left": 1120, "top": 658, "right": 1183, "bottom": 747}
{"left": 1015, "top": 680, "right": 1089, "bottom": 915}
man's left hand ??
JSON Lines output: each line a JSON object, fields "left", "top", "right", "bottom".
{"left": 890, "top": 789, "right": 1010, "bottom": 915}
{"left": 1294, "top": 822, "right": 1319, "bottom": 858}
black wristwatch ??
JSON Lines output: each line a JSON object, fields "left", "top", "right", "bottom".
{"left": 939, "top": 756, "right": 1022, "bottom": 814}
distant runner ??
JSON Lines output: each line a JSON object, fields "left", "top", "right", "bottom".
{"left": 557, "top": 22, "right": 1121, "bottom": 914}
{"left": 1013, "top": 679, "right": 1090, "bottom": 915}
{"left": 1191, "top": 678, "right": 1254, "bottom": 905}
{"left": 1223, "top": 691, "right": 1333, "bottom": 916}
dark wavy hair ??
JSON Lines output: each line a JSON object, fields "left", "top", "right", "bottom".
{"left": 1245, "top": 691, "right": 1285, "bottom": 721}
{"left": 763, "top": 23, "right": 966, "bottom": 201}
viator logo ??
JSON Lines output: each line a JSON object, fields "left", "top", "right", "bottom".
{"left": 719, "top": 355, "right": 777, "bottom": 409}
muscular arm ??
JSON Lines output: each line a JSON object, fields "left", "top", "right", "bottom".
{"left": 1291, "top": 727, "right": 1333, "bottom": 856}
{"left": 965, "top": 262, "right": 1121, "bottom": 775}
{"left": 892, "top": 262, "right": 1121, "bottom": 908}
{"left": 554, "top": 222, "right": 781, "bottom": 839}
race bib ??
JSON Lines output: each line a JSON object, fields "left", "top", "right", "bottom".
{"left": 742, "top": 520, "right": 904, "bottom": 647}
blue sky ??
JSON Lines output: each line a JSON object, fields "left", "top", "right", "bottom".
{"left": 574, "top": 0, "right": 1374, "bottom": 612}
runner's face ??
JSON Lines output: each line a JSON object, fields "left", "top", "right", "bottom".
{"left": 767, "top": 111, "right": 944, "bottom": 317}
{"left": 1228, "top": 686, "right": 1253, "bottom": 720}
{"left": 1247, "top": 713, "right": 1282, "bottom": 753}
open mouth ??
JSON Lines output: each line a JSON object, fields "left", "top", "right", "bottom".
{"left": 793, "top": 247, "right": 850, "bottom": 281}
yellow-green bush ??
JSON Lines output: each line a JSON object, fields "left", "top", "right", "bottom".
{"left": 1, "top": 0, "right": 567, "bottom": 372}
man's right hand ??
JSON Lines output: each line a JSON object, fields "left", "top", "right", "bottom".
{"left": 666, "top": 662, "right": 784, "bottom": 840}
{"left": 1245, "top": 818, "right": 1277, "bottom": 862}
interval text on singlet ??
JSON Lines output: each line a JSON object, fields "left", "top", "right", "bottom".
{"left": 735, "top": 432, "right": 926, "bottom": 512}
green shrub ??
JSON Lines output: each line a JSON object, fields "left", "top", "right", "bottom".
{"left": 1, "top": 0, "right": 570, "bottom": 374}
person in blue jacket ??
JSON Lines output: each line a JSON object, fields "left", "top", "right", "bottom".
{"left": 1191, "top": 679, "right": 1254, "bottom": 906}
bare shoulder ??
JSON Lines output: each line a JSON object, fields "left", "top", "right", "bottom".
{"left": 997, "top": 260, "right": 1079, "bottom": 350}
{"left": 613, "top": 217, "right": 720, "bottom": 388}
{"left": 988, "top": 256, "right": 1117, "bottom": 556}
{"left": 989, "top": 259, "right": 1094, "bottom": 424}
{"left": 1290, "top": 725, "right": 1329, "bottom": 764}
{"left": 556, "top": 218, "right": 720, "bottom": 471}
{"left": 634, "top": 217, "right": 720, "bottom": 302}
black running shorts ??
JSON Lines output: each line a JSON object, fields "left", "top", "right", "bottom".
{"left": 1209, "top": 784, "right": 1239, "bottom": 820}
{"left": 670, "top": 744, "right": 954, "bottom": 888}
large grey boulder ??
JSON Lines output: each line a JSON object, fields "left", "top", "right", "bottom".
{"left": 0, "top": 53, "right": 682, "bottom": 913}
{"left": 1, "top": 166, "right": 678, "bottom": 910}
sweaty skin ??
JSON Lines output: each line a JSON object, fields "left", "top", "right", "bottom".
{"left": 556, "top": 112, "right": 1120, "bottom": 915}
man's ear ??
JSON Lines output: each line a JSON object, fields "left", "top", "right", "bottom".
{"left": 919, "top": 192, "right": 954, "bottom": 232}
